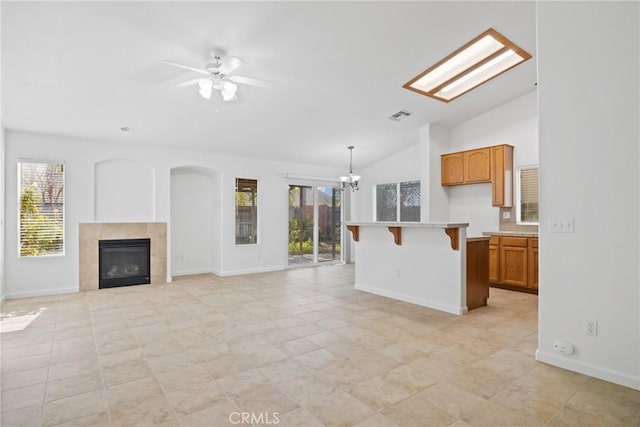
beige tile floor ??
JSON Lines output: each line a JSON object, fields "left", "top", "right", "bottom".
{"left": 1, "top": 264, "right": 638, "bottom": 426}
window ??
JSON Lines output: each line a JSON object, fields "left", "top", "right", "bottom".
{"left": 375, "top": 180, "right": 421, "bottom": 222}
{"left": 19, "top": 161, "right": 65, "bottom": 257}
{"left": 235, "top": 178, "right": 258, "bottom": 244}
{"left": 517, "top": 166, "right": 539, "bottom": 224}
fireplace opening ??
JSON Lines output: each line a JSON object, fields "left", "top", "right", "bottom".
{"left": 99, "top": 238, "right": 150, "bottom": 289}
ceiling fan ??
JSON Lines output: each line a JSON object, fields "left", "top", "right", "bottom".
{"left": 161, "top": 53, "right": 272, "bottom": 101}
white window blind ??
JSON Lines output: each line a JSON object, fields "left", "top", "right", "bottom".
{"left": 518, "top": 166, "right": 539, "bottom": 224}
{"left": 19, "top": 161, "right": 65, "bottom": 257}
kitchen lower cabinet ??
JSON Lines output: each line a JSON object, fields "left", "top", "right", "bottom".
{"left": 528, "top": 238, "right": 539, "bottom": 289}
{"left": 490, "top": 235, "right": 538, "bottom": 293}
{"left": 489, "top": 236, "right": 500, "bottom": 283}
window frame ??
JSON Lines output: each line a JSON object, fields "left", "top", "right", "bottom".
{"left": 235, "top": 177, "right": 259, "bottom": 245}
{"left": 515, "top": 165, "right": 539, "bottom": 225}
{"left": 17, "top": 159, "right": 66, "bottom": 258}
{"left": 372, "top": 180, "right": 421, "bottom": 223}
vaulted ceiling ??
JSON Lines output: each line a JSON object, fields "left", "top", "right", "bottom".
{"left": 1, "top": 1, "right": 537, "bottom": 168}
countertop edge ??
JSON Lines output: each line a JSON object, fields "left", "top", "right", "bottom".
{"left": 347, "top": 222, "right": 469, "bottom": 229}
{"left": 482, "top": 231, "right": 539, "bottom": 237}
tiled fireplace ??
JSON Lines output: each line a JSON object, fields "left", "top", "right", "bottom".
{"left": 79, "top": 222, "right": 167, "bottom": 291}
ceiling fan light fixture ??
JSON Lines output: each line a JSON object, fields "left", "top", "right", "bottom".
{"left": 220, "top": 80, "right": 238, "bottom": 101}
{"left": 403, "top": 28, "right": 531, "bottom": 103}
{"left": 198, "top": 78, "right": 213, "bottom": 99}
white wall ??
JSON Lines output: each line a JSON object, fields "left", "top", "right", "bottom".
{"left": 420, "top": 124, "right": 450, "bottom": 223}
{"left": 4, "top": 131, "right": 343, "bottom": 298}
{"left": 445, "top": 91, "right": 538, "bottom": 237}
{"left": 0, "top": 125, "right": 5, "bottom": 301}
{"left": 170, "top": 167, "right": 217, "bottom": 276}
{"left": 95, "top": 159, "right": 154, "bottom": 221}
{"left": 537, "top": 2, "right": 639, "bottom": 389}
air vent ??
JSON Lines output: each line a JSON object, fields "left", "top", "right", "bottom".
{"left": 388, "top": 110, "right": 412, "bottom": 121}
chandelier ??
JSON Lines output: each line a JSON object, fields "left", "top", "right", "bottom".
{"left": 339, "top": 146, "right": 361, "bottom": 192}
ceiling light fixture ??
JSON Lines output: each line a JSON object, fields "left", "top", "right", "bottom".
{"left": 339, "top": 146, "right": 360, "bottom": 192}
{"left": 403, "top": 28, "right": 531, "bottom": 103}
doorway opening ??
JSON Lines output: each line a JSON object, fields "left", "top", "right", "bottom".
{"left": 288, "top": 185, "right": 342, "bottom": 266}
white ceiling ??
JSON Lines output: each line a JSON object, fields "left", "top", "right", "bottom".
{"left": 1, "top": 1, "right": 537, "bottom": 169}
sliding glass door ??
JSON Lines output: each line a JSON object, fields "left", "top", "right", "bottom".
{"left": 288, "top": 185, "right": 341, "bottom": 265}
{"left": 317, "top": 187, "right": 341, "bottom": 262}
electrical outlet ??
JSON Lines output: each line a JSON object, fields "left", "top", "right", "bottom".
{"left": 502, "top": 211, "right": 511, "bottom": 219}
{"left": 586, "top": 320, "right": 598, "bottom": 336}
{"left": 553, "top": 340, "right": 574, "bottom": 355}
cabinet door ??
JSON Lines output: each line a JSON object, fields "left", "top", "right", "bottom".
{"left": 528, "top": 239, "right": 539, "bottom": 289}
{"left": 441, "top": 153, "right": 464, "bottom": 185}
{"left": 500, "top": 246, "right": 528, "bottom": 287}
{"left": 491, "top": 145, "right": 513, "bottom": 207}
{"left": 464, "top": 148, "right": 491, "bottom": 183}
{"left": 489, "top": 244, "right": 500, "bottom": 282}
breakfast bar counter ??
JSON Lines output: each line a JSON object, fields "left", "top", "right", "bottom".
{"left": 346, "top": 222, "right": 488, "bottom": 315}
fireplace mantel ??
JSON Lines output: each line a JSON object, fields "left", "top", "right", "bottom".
{"left": 79, "top": 222, "right": 167, "bottom": 291}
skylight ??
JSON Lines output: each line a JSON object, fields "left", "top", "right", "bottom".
{"left": 403, "top": 28, "right": 532, "bottom": 103}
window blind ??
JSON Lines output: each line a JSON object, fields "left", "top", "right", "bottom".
{"left": 19, "top": 161, "right": 65, "bottom": 257}
{"left": 519, "top": 166, "right": 539, "bottom": 223}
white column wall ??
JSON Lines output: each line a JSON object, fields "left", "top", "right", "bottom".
{"left": 0, "top": 125, "right": 5, "bottom": 300}
{"left": 537, "top": 1, "right": 640, "bottom": 389}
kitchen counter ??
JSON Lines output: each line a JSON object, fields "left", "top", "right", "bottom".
{"left": 482, "top": 231, "right": 538, "bottom": 237}
{"left": 347, "top": 222, "right": 473, "bottom": 314}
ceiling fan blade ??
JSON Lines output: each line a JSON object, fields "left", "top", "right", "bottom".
{"left": 175, "top": 78, "right": 204, "bottom": 88}
{"left": 229, "top": 75, "right": 273, "bottom": 88}
{"left": 218, "top": 56, "right": 244, "bottom": 74}
{"left": 160, "top": 60, "right": 209, "bottom": 76}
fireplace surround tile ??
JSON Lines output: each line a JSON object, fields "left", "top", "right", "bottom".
{"left": 79, "top": 223, "right": 167, "bottom": 291}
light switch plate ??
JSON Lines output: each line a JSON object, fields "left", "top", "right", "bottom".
{"left": 551, "top": 218, "right": 575, "bottom": 233}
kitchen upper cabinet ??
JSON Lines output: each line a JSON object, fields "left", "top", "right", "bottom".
{"left": 491, "top": 145, "right": 514, "bottom": 207}
{"left": 441, "top": 153, "right": 464, "bottom": 185}
{"left": 464, "top": 148, "right": 491, "bottom": 183}
{"left": 440, "top": 144, "right": 513, "bottom": 207}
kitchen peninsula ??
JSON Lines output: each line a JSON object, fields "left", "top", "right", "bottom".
{"left": 346, "top": 222, "right": 489, "bottom": 315}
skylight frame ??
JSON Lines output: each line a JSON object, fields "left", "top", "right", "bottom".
{"left": 403, "top": 28, "right": 532, "bottom": 103}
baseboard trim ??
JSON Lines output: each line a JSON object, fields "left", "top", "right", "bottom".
{"left": 218, "top": 265, "right": 286, "bottom": 277}
{"left": 536, "top": 349, "right": 640, "bottom": 390}
{"left": 354, "top": 283, "right": 467, "bottom": 315}
{"left": 171, "top": 268, "right": 215, "bottom": 277}
{"left": 4, "top": 287, "right": 78, "bottom": 300}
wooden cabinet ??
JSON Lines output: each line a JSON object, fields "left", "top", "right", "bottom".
{"left": 441, "top": 144, "right": 513, "bottom": 207}
{"left": 489, "top": 236, "right": 500, "bottom": 283}
{"left": 464, "top": 148, "right": 491, "bottom": 183}
{"left": 466, "top": 237, "right": 490, "bottom": 310}
{"left": 528, "top": 238, "right": 539, "bottom": 289}
{"left": 491, "top": 145, "right": 513, "bottom": 207}
{"left": 490, "top": 235, "right": 538, "bottom": 292}
{"left": 441, "top": 153, "right": 464, "bottom": 185}
{"left": 500, "top": 238, "right": 528, "bottom": 287}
